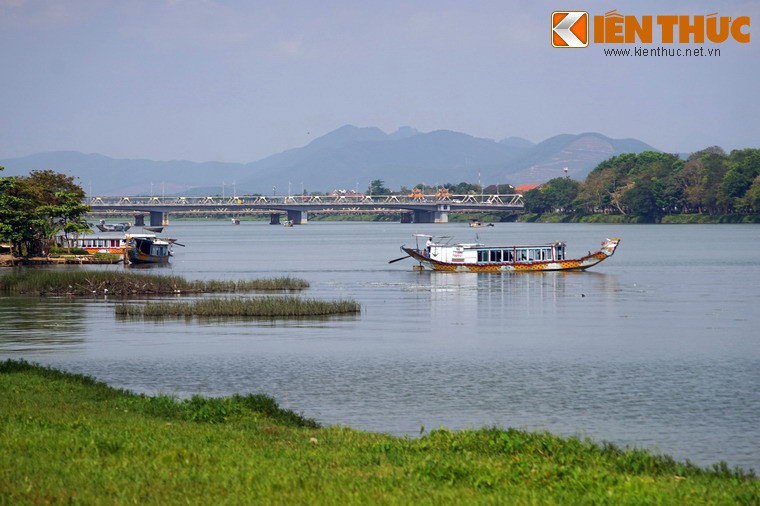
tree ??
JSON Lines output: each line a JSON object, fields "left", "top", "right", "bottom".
{"left": 720, "top": 149, "right": 760, "bottom": 212}
{"left": 0, "top": 175, "right": 39, "bottom": 256}
{"left": 746, "top": 176, "right": 760, "bottom": 213}
{"left": 366, "top": 179, "right": 391, "bottom": 195}
{"left": 446, "top": 182, "right": 481, "bottom": 194}
{"left": 0, "top": 168, "right": 90, "bottom": 257}
{"left": 620, "top": 180, "right": 658, "bottom": 219}
{"left": 541, "top": 177, "right": 580, "bottom": 212}
{"left": 522, "top": 188, "right": 547, "bottom": 213}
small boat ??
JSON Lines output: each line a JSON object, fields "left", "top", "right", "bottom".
{"left": 125, "top": 234, "right": 171, "bottom": 264}
{"left": 96, "top": 219, "right": 131, "bottom": 232}
{"left": 282, "top": 220, "right": 294, "bottom": 227}
{"left": 469, "top": 220, "right": 494, "bottom": 228}
{"left": 397, "top": 234, "right": 620, "bottom": 272}
{"left": 231, "top": 218, "right": 240, "bottom": 225}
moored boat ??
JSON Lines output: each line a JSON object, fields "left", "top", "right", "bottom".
{"left": 125, "top": 234, "right": 171, "bottom": 264}
{"left": 56, "top": 232, "right": 126, "bottom": 255}
{"left": 469, "top": 220, "right": 494, "bottom": 228}
{"left": 398, "top": 234, "right": 620, "bottom": 272}
{"left": 96, "top": 219, "right": 131, "bottom": 232}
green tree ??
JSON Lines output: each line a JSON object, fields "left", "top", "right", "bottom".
{"left": 0, "top": 175, "right": 38, "bottom": 256}
{"left": 746, "top": 175, "right": 760, "bottom": 212}
{"left": 446, "top": 182, "right": 481, "bottom": 194}
{"left": 720, "top": 149, "right": 760, "bottom": 212}
{"left": 522, "top": 188, "right": 547, "bottom": 213}
{"left": 0, "top": 168, "right": 90, "bottom": 257}
{"left": 620, "top": 180, "right": 658, "bottom": 219}
{"left": 541, "top": 177, "right": 580, "bottom": 212}
{"left": 366, "top": 179, "right": 391, "bottom": 195}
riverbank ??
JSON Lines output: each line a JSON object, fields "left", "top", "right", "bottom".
{"left": 516, "top": 213, "right": 760, "bottom": 224}
{"left": 1, "top": 360, "right": 755, "bottom": 505}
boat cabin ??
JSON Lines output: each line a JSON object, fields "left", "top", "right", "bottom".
{"left": 56, "top": 233, "right": 126, "bottom": 254}
{"left": 430, "top": 241, "right": 566, "bottom": 264}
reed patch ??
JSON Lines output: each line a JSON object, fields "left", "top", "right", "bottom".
{"left": 0, "top": 270, "right": 309, "bottom": 296}
{"left": 115, "top": 296, "right": 361, "bottom": 318}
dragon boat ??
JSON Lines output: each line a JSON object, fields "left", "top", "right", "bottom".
{"left": 397, "top": 234, "right": 620, "bottom": 272}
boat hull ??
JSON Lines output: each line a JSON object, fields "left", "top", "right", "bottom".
{"left": 401, "top": 238, "right": 620, "bottom": 272}
{"left": 126, "top": 249, "right": 169, "bottom": 264}
{"left": 125, "top": 236, "right": 171, "bottom": 264}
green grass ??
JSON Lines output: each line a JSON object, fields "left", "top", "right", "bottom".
{"left": 1, "top": 360, "right": 756, "bottom": 505}
{"left": 0, "top": 270, "right": 309, "bottom": 296}
{"left": 115, "top": 296, "right": 361, "bottom": 318}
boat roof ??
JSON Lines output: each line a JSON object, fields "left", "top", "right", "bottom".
{"left": 125, "top": 233, "right": 158, "bottom": 239}
{"left": 451, "top": 241, "right": 564, "bottom": 248}
{"left": 57, "top": 232, "right": 127, "bottom": 240}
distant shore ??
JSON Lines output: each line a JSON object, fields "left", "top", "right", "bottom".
{"left": 87, "top": 212, "right": 760, "bottom": 225}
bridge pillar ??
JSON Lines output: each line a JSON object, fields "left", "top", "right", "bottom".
{"left": 400, "top": 213, "right": 413, "bottom": 223}
{"left": 287, "top": 210, "right": 308, "bottom": 225}
{"left": 413, "top": 204, "right": 449, "bottom": 224}
{"left": 149, "top": 211, "right": 167, "bottom": 226}
{"left": 134, "top": 214, "right": 145, "bottom": 226}
{"left": 269, "top": 213, "right": 281, "bottom": 225}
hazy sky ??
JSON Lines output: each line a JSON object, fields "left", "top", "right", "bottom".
{"left": 2, "top": 0, "right": 758, "bottom": 163}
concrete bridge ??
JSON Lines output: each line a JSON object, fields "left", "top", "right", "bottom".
{"left": 87, "top": 193, "right": 524, "bottom": 225}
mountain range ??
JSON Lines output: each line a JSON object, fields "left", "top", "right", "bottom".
{"left": 0, "top": 126, "right": 658, "bottom": 196}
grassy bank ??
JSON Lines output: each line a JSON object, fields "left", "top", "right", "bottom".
{"left": 1, "top": 360, "right": 756, "bottom": 505}
{"left": 115, "top": 296, "right": 360, "bottom": 318}
{"left": 0, "top": 270, "right": 309, "bottom": 296}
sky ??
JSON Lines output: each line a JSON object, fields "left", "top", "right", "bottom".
{"left": 1, "top": 0, "right": 759, "bottom": 163}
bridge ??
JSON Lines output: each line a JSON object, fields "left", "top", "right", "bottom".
{"left": 87, "top": 193, "right": 524, "bottom": 225}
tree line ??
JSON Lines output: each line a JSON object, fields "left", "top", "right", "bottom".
{"left": 0, "top": 168, "right": 90, "bottom": 257}
{"left": 369, "top": 147, "right": 760, "bottom": 221}
{"left": 523, "top": 147, "right": 760, "bottom": 220}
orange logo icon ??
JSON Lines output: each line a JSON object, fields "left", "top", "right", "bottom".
{"left": 552, "top": 11, "right": 589, "bottom": 47}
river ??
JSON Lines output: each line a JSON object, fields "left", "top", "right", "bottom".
{"left": 1, "top": 221, "right": 758, "bottom": 472}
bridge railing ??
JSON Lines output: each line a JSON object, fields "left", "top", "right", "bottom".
{"left": 88, "top": 193, "right": 524, "bottom": 207}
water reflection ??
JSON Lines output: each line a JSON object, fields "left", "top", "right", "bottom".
{"left": 0, "top": 297, "right": 89, "bottom": 352}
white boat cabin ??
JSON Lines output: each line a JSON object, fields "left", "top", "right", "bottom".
{"left": 56, "top": 233, "right": 126, "bottom": 254}
{"left": 430, "top": 241, "right": 567, "bottom": 264}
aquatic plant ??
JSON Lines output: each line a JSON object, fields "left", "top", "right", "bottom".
{"left": 114, "top": 296, "right": 360, "bottom": 318}
{"left": 0, "top": 270, "right": 309, "bottom": 296}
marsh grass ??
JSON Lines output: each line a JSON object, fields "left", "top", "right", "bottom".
{"left": 115, "top": 296, "right": 360, "bottom": 318}
{"left": 1, "top": 360, "right": 757, "bottom": 505}
{"left": 0, "top": 270, "right": 309, "bottom": 296}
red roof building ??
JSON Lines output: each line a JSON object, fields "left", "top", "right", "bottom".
{"left": 514, "top": 184, "right": 541, "bottom": 194}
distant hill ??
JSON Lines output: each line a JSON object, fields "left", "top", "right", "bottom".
{"left": 0, "top": 126, "right": 658, "bottom": 195}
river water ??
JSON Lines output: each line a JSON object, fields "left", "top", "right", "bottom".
{"left": 1, "top": 221, "right": 758, "bottom": 472}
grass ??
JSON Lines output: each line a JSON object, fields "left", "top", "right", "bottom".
{"left": 1, "top": 360, "right": 757, "bottom": 505}
{"left": 0, "top": 270, "right": 309, "bottom": 296}
{"left": 115, "top": 296, "right": 361, "bottom": 318}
